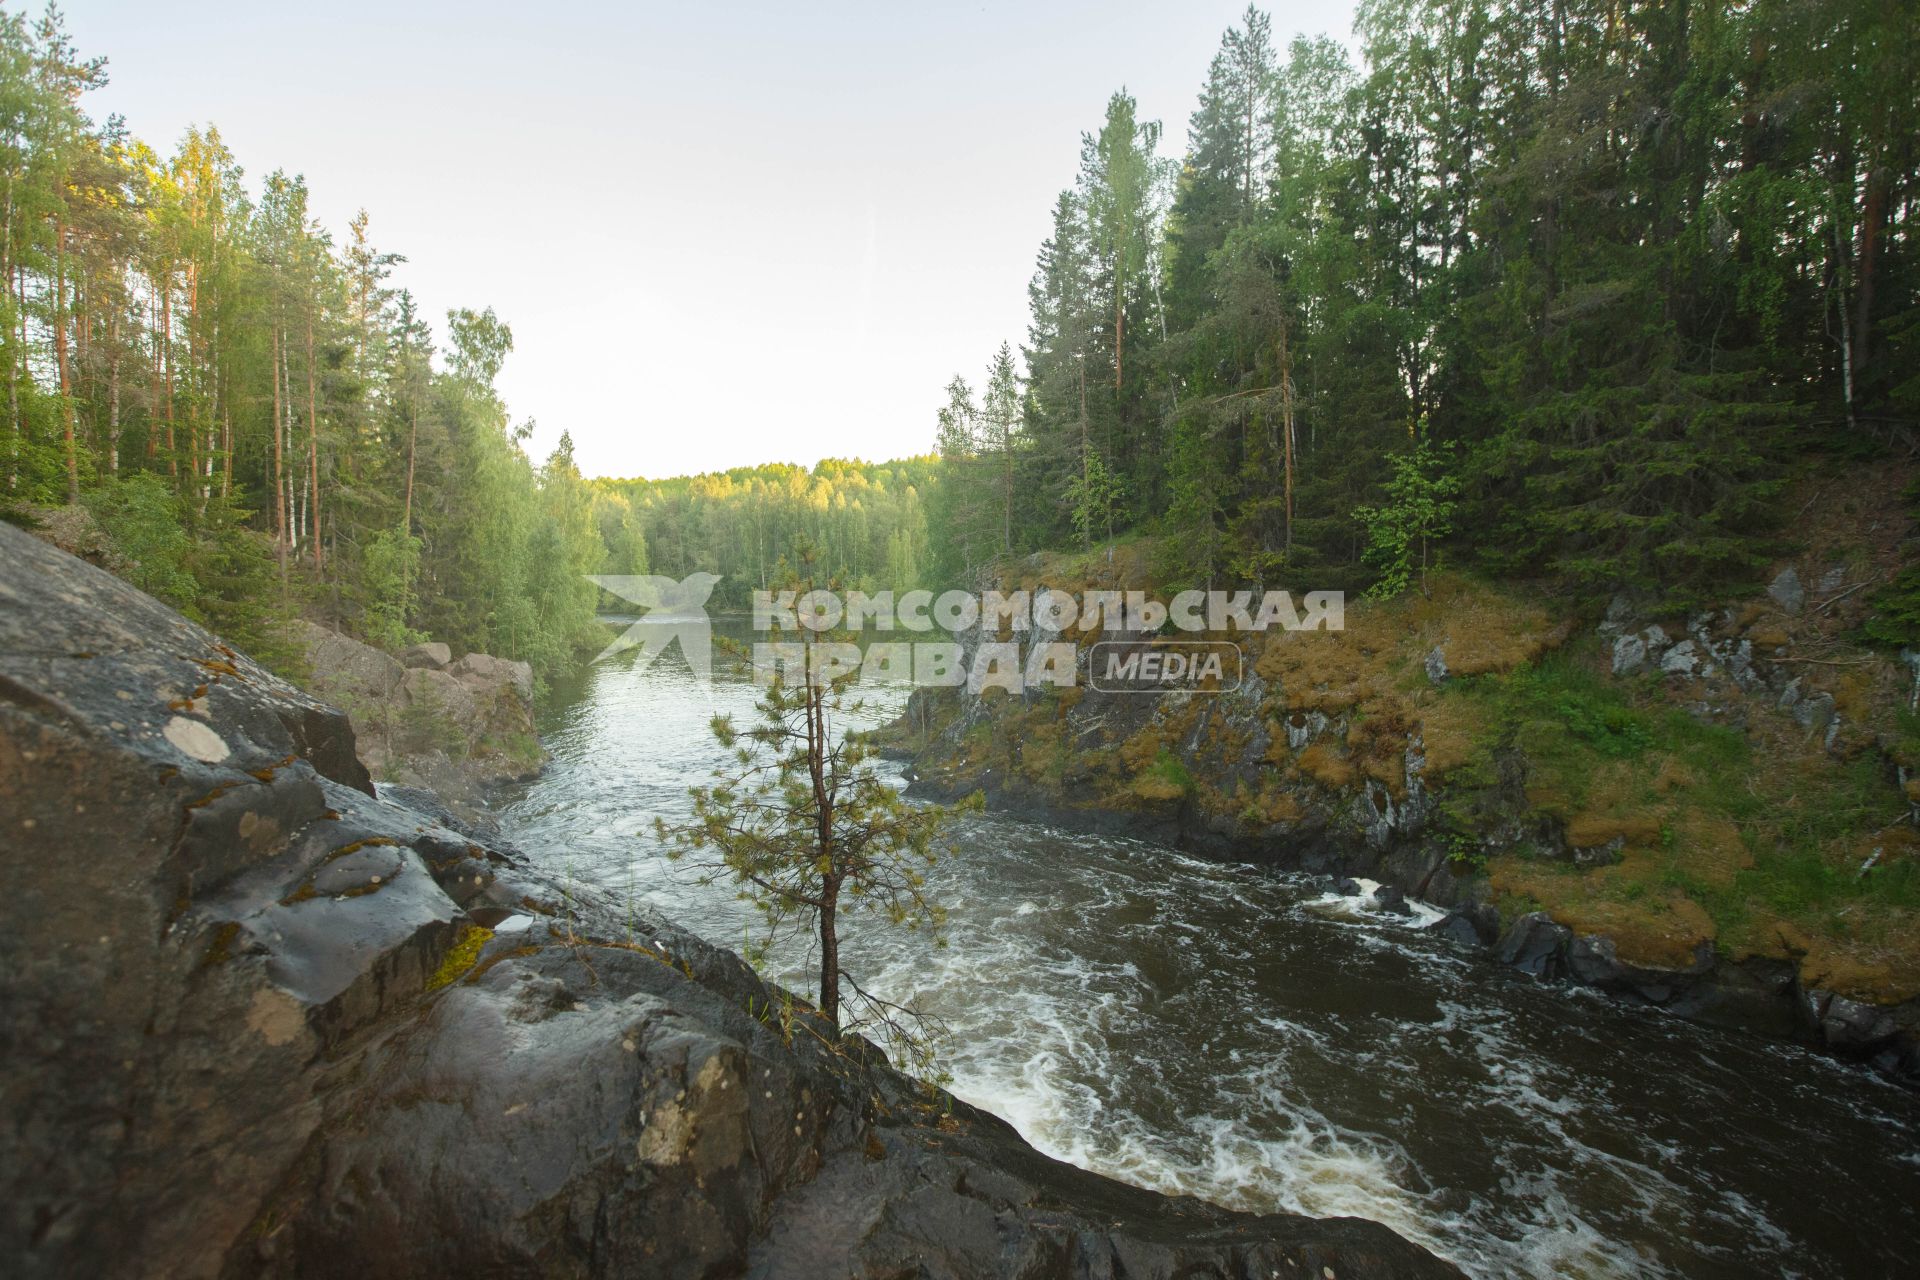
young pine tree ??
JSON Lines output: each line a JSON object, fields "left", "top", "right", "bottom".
{"left": 660, "top": 551, "right": 971, "bottom": 1055}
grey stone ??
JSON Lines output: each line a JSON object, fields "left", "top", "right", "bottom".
{"left": 1659, "top": 639, "right": 1701, "bottom": 676}
{"left": 1724, "top": 638, "right": 1756, "bottom": 689}
{"left": 296, "top": 623, "right": 546, "bottom": 810}
{"left": 1370, "top": 884, "right": 1414, "bottom": 916}
{"left": 1809, "top": 989, "right": 1903, "bottom": 1053}
{"left": 1286, "top": 709, "right": 1330, "bottom": 751}
{"left": 1793, "top": 690, "right": 1836, "bottom": 736}
{"left": 399, "top": 666, "right": 481, "bottom": 742}
{"left": 294, "top": 618, "right": 405, "bottom": 707}
{"left": 450, "top": 650, "right": 535, "bottom": 701}
{"left": 1567, "top": 935, "right": 1626, "bottom": 987}
{"left": 1611, "top": 632, "right": 1648, "bottom": 676}
{"left": 1768, "top": 566, "right": 1805, "bottom": 615}
{"left": 1778, "top": 677, "right": 1802, "bottom": 711}
{"left": 1434, "top": 911, "right": 1487, "bottom": 947}
{"left": 1424, "top": 645, "right": 1448, "bottom": 685}
{"left": 1497, "top": 912, "right": 1572, "bottom": 978}
{"left": 400, "top": 641, "right": 452, "bottom": 669}
{"left": 1571, "top": 835, "right": 1626, "bottom": 868}
{"left": 1598, "top": 593, "right": 1636, "bottom": 637}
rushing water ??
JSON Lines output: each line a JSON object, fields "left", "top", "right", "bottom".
{"left": 500, "top": 644, "right": 1920, "bottom": 1279}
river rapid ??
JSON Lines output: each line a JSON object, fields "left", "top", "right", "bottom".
{"left": 499, "top": 644, "right": 1920, "bottom": 1279}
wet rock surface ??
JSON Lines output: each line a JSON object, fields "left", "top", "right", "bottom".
{"left": 0, "top": 524, "right": 1457, "bottom": 1279}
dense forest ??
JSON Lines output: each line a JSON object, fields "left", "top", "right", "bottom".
{"left": 0, "top": 6, "right": 613, "bottom": 676}
{"left": 4, "top": 0, "right": 1916, "bottom": 693}
{"left": 929, "top": 0, "right": 1918, "bottom": 619}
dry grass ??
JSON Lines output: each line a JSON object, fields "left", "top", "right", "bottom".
{"left": 1295, "top": 742, "right": 1358, "bottom": 789}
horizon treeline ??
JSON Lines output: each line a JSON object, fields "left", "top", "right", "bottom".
{"left": 930, "top": 0, "right": 1917, "bottom": 609}
{"left": 600, "top": 457, "right": 939, "bottom": 613}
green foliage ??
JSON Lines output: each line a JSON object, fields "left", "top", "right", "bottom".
{"left": 1504, "top": 666, "right": 1655, "bottom": 761}
{"left": 1352, "top": 440, "right": 1459, "bottom": 599}
{"left": 1859, "top": 480, "right": 1920, "bottom": 649}
{"left": 1440, "top": 828, "right": 1488, "bottom": 873}
{"left": 355, "top": 527, "right": 424, "bottom": 652}
{"left": 1860, "top": 565, "right": 1920, "bottom": 650}
{"left": 1450, "top": 648, "right": 1753, "bottom": 812}
{"left": 1141, "top": 747, "right": 1195, "bottom": 795}
{"left": 83, "top": 474, "right": 196, "bottom": 607}
{"left": 1064, "top": 450, "right": 1126, "bottom": 552}
{"left": 926, "top": 0, "right": 1914, "bottom": 602}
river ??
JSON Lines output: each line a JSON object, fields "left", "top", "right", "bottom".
{"left": 499, "top": 643, "right": 1920, "bottom": 1279}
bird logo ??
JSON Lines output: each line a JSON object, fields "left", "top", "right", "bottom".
{"left": 586, "top": 572, "right": 722, "bottom": 683}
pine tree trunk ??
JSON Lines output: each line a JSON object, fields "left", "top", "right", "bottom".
{"left": 204, "top": 323, "right": 217, "bottom": 503}
{"left": 403, "top": 398, "right": 417, "bottom": 536}
{"left": 54, "top": 219, "right": 77, "bottom": 505}
{"left": 1279, "top": 317, "right": 1295, "bottom": 554}
{"left": 272, "top": 326, "right": 287, "bottom": 568}
{"left": 146, "top": 295, "right": 159, "bottom": 460}
{"left": 806, "top": 664, "right": 840, "bottom": 1032}
{"left": 1851, "top": 165, "right": 1885, "bottom": 393}
{"left": 108, "top": 311, "right": 119, "bottom": 474}
{"left": 307, "top": 316, "right": 322, "bottom": 572}
{"left": 818, "top": 875, "right": 840, "bottom": 1031}
{"left": 162, "top": 275, "right": 175, "bottom": 480}
{"left": 282, "top": 335, "right": 296, "bottom": 554}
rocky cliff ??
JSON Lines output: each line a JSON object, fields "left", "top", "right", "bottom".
{"left": 886, "top": 549, "right": 1920, "bottom": 1084}
{"left": 0, "top": 522, "right": 1458, "bottom": 1279}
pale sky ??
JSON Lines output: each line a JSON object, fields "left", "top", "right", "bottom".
{"left": 65, "top": 0, "right": 1357, "bottom": 480}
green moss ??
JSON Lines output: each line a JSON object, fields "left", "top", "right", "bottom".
{"left": 1132, "top": 747, "right": 1194, "bottom": 801}
{"left": 426, "top": 923, "right": 493, "bottom": 991}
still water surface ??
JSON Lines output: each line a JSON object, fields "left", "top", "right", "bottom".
{"left": 500, "top": 645, "right": 1920, "bottom": 1278}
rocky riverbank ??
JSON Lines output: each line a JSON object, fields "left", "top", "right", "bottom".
{"left": 0, "top": 523, "right": 1460, "bottom": 1277}
{"left": 883, "top": 540, "right": 1920, "bottom": 1084}
{"left": 288, "top": 620, "right": 546, "bottom": 830}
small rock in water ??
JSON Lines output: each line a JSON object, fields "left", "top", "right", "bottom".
{"left": 1370, "top": 885, "right": 1414, "bottom": 916}
{"left": 1497, "top": 912, "right": 1572, "bottom": 978}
